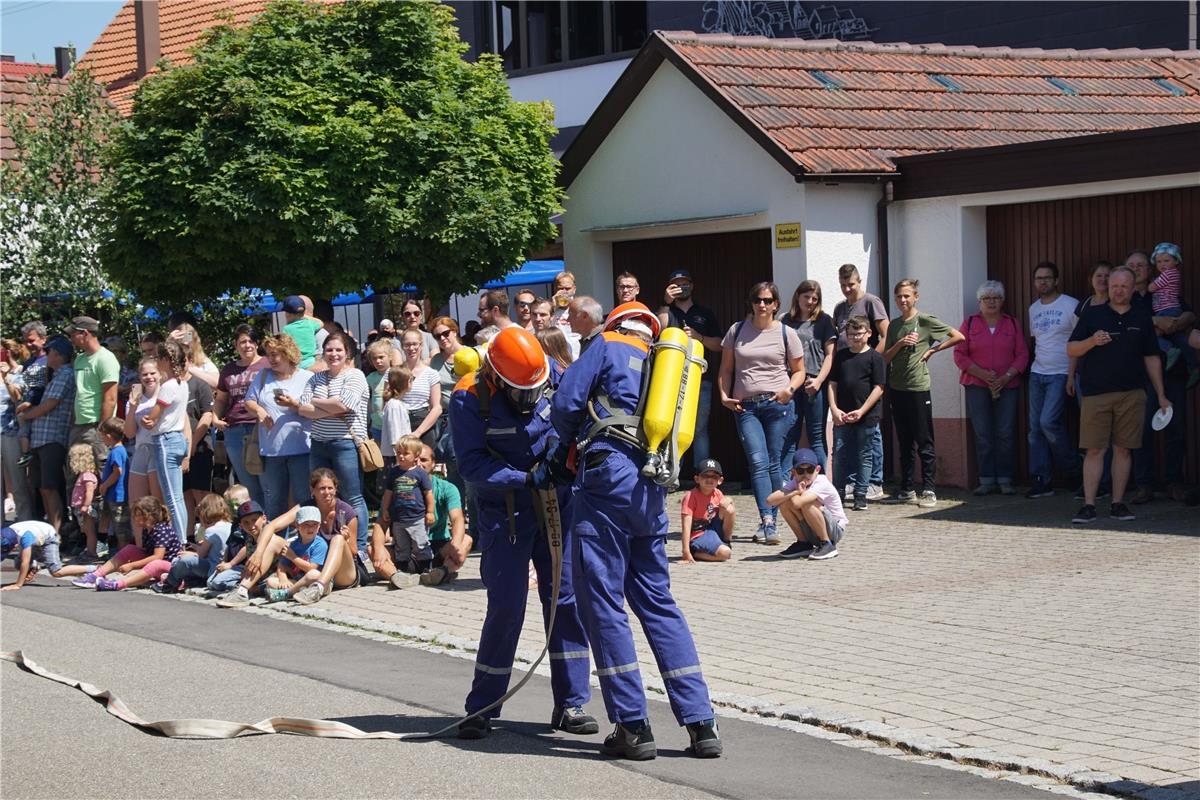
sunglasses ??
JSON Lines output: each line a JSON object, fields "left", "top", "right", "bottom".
{"left": 402, "top": 311, "right": 421, "bottom": 317}
{"left": 433, "top": 330, "right": 453, "bottom": 339}
{"left": 752, "top": 297, "right": 776, "bottom": 305}
{"left": 795, "top": 465, "right": 817, "bottom": 474}
{"left": 515, "top": 300, "right": 532, "bottom": 308}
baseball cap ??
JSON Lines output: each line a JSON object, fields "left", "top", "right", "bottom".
{"left": 1, "top": 527, "right": 17, "bottom": 554}
{"left": 667, "top": 269, "right": 692, "bottom": 283}
{"left": 793, "top": 448, "right": 820, "bottom": 469}
{"left": 296, "top": 506, "right": 321, "bottom": 525}
{"left": 68, "top": 316, "right": 100, "bottom": 334}
{"left": 43, "top": 336, "right": 74, "bottom": 360}
{"left": 282, "top": 295, "right": 305, "bottom": 314}
{"left": 696, "top": 458, "right": 723, "bottom": 476}
{"left": 236, "top": 500, "right": 265, "bottom": 521}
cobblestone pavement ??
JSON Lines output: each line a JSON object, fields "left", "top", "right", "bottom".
{"left": 31, "top": 487, "right": 1195, "bottom": 798}
{"left": 287, "top": 488, "right": 1199, "bottom": 799}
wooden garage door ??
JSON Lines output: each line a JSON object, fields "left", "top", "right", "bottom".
{"left": 986, "top": 185, "right": 1199, "bottom": 485}
{"left": 612, "top": 228, "right": 773, "bottom": 484}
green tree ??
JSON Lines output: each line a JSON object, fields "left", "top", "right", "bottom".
{"left": 0, "top": 66, "right": 124, "bottom": 320}
{"left": 102, "top": 0, "right": 562, "bottom": 307}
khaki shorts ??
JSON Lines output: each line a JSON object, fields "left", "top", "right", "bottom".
{"left": 1080, "top": 390, "right": 1145, "bottom": 450}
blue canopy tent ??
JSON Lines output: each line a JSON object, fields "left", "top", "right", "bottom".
{"left": 482, "top": 259, "right": 564, "bottom": 289}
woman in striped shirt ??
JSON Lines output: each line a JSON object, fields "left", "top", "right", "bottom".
{"left": 278, "top": 332, "right": 370, "bottom": 556}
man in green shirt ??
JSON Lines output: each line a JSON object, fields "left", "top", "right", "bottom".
{"left": 418, "top": 443, "right": 470, "bottom": 586}
{"left": 883, "top": 280, "right": 964, "bottom": 508}
{"left": 67, "top": 316, "right": 120, "bottom": 464}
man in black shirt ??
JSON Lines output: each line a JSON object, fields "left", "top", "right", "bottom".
{"left": 658, "top": 270, "right": 722, "bottom": 472}
{"left": 1067, "top": 266, "right": 1171, "bottom": 525}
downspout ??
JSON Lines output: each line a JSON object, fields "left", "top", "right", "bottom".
{"left": 876, "top": 179, "right": 894, "bottom": 306}
{"left": 1190, "top": 0, "right": 1197, "bottom": 49}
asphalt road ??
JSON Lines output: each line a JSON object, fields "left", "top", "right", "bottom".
{"left": 1, "top": 581, "right": 1054, "bottom": 799}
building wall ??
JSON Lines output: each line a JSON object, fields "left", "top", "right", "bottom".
{"left": 564, "top": 61, "right": 811, "bottom": 307}
{"left": 507, "top": 58, "right": 633, "bottom": 130}
{"left": 802, "top": 182, "right": 881, "bottom": 298}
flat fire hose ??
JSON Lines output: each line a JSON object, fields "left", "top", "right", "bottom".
{"left": 0, "top": 488, "right": 567, "bottom": 741}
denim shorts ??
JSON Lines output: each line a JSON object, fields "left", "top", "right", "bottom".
{"left": 128, "top": 442, "right": 157, "bottom": 476}
{"left": 688, "top": 518, "right": 728, "bottom": 556}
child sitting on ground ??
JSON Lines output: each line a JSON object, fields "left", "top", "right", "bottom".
{"left": 68, "top": 495, "right": 182, "bottom": 590}
{"left": 767, "top": 448, "right": 847, "bottom": 562}
{"left": 680, "top": 458, "right": 735, "bottom": 564}
{"left": 211, "top": 500, "right": 270, "bottom": 601}
{"left": 207, "top": 485, "right": 253, "bottom": 593}
{"left": 95, "top": 418, "right": 131, "bottom": 556}
{"left": 376, "top": 434, "right": 434, "bottom": 589}
{"left": 163, "top": 493, "right": 233, "bottom": 592}
{"left": 263, "top": 506, "right": 327, "bottom": 602}
{"left": 1, "top": 520, "right": 69, "bottom": 590}
{"left": 416, "top": 443, "right": 471, "bottom": 586}
{"left": 67, "top": 442, "right": 101, "bottom": 560}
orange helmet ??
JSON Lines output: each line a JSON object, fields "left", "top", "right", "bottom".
{"left": 604, "top": 301, "right": 661, "bottom": 338}
{"left": 484, "top": 327, "right": 549, "bottom": 412}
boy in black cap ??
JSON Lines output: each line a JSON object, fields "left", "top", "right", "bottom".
{"left": 680, "top": 458, "right": 735, "bottom": 563}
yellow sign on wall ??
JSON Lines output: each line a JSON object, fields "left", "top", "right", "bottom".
{"left": 775, "top": 222, "right": 802, "bottom": 249}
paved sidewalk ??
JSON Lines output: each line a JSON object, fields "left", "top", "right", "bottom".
{"left": 267, "top": 488, "right": 1199, "bottom": 798}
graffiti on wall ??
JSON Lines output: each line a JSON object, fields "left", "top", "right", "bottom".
{"left": 701, "top": 1, "right": 875, "bottom": 40}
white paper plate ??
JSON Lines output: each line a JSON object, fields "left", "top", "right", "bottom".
{"left": 1151, "top": 406, "right": 1173, "bottom": 432}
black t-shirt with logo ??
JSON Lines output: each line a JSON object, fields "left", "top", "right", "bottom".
{"left": 664, "top": 302, "right": 722, "bottom": 382}
{"left": 1068, "top": 303, "right": 1159, "bottom": 396}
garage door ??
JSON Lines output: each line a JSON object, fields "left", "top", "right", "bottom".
{"left": 612, "top": 228, "right": 773, "bottom": 484}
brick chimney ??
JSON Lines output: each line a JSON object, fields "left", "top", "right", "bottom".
{"left": 134, "top": 0, "right": 160, "bottom": 78}
{"left": 54, "top": 45, "right": 75, "bottom": 78}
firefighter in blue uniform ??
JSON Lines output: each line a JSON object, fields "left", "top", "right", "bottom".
{"left": 449, "top": 326, "right": 598, "bottom": 739}
{"left": 550, "top": 302, "right": 722, "bottom": 760}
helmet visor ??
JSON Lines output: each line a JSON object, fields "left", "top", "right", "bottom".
{"left": 505, "top": 383, "right": 545, "bottom": 414}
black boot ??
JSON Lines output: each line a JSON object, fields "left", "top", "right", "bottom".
{"left": 457, "top": 715, "right": 491, "bottom": 740}
{"left": 685, "top": 718, "right": 722, "bottom": 758}
{"left": 602, "top": 720, "right": 656, "bottom": 760}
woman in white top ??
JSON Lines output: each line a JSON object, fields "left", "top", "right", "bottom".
{"left": 141, "top": 339, "right": 191, "bottom": 543}
{"left": 170, "top": 322, "right": 220, "bottom": 389}
{"left": 123, "top": 356, "right": 161, "bottom": 510}
{"left": 398, "top": 328, "right": 442, "bottom": 449}
{"left": 279, "top": 332, "right": 370, "bottom": 556}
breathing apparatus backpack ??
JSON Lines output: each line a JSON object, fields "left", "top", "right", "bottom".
{"left": 583, "top": 326, "right": 707, "bottom": 488}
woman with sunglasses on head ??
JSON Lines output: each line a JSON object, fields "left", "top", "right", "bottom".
{"left": 718, "top": 282, "right": 806, "bottom": 545}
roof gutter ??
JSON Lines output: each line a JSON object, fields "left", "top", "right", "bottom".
{"left": 797, "top": 172, "right": 896, "bottom": 184}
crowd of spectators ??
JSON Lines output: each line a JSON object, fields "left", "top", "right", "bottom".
{"left": 3, "top": 247, "right": 1197, "bottom": 591}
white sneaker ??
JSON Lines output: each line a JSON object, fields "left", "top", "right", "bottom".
{"left": 866, "top": 485, "right": 885, "bottom": 501}
{"left": 917, "top": 491, "right": 938, "bottom": 508}
{"left": 843, "top": 484, "right": 854, "bottom": 501}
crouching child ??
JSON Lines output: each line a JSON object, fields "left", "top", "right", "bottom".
{"left": 767, "top": 448, "right": 847, "bottom": 561}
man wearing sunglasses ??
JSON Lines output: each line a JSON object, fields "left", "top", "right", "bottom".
{"left": 767, "top": 447, "right": 847, "bottom": 561}
{"left": 513, "top": 289, "right": 537, "bottom": 330}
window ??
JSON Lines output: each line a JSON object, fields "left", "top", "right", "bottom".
{"left": 488, "top": 1, "right": 647, "bottom": 73}
{"left": 526, "top": 1, "right": 563, "bottom": 67}
{"left": 567, "top": 1, "right": 605, "bottom": 61}
{"left": 495, "top": 0, "right": 522, "bottom": 71}
{"left": 611, "top": 1, "right": 647, "bottom": 53}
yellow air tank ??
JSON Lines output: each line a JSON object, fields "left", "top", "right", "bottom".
{"left": 674, "top": 338, "right": 705, "bottom": 456}
{"left": 641, "top": 327, "right": 689, "bottom": 455}
{"left": 454, "top": 345, "right": 483, "bottom": 377}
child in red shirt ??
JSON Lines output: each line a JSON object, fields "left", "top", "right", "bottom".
{"left": 680, "top": 459, "right": 736, "bottom": 563}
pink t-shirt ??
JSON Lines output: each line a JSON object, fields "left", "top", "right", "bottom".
{"left": 681, "top": 487, "right": 723, "bottom": 540}
{"left": 781, "top": 473, "right": 848, "bottom": 526}
{"left": 1149, "top": 267, "right": 1181, "bottom": 313}
{"left": 721, "top": 321, "right": 804, "bottom": 398}
{"left": 70, "top": 471, "right": 98, "bottom": 511}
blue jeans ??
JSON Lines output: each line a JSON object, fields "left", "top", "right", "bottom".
{"left": 833, "top": 422, "right": 877, "bottom": 498}
{"left": 964, "top": 386, "right": 1018, "bottom": 485}
{"left": 782, "top": 386, "right": 828, "bottom": 475}
{"left": 870, "top": 424, "right": 883, "bottom": 486}
{"left": 261, "top": 452, "right": 313, "bottom": 520}
{"left": 689, "top": 381, "right": 713, "bottom": 470}
{"left": 309, "top": 438, "right": 368, "bottom": 552}
{"left": 1027, "top": 372, "right": 1073, "bottom": 485}
{"left": 223, "top": 423, "right": 264, "bottom": 506}
{"left": 734, "top": 398, "right": 795, "bottom": 519}
{"left": 153, "top": 430, "right": 188, "bottom": 543}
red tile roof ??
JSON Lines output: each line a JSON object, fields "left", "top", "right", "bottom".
{"left": 1, "top": 65, "right": 69, "bottom": 163}
{"left": 563, "top": 32, "right": 1200, "bottom": 182}
{"left": 76, "top": 0, "right": 276, "bottom": 114}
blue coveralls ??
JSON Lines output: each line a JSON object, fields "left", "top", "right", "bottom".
{"left": 449, "top": 372, "right": 592, "bottom": 719}
{"left": 551, "top": 331, "right": 715, "bottom": 727}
